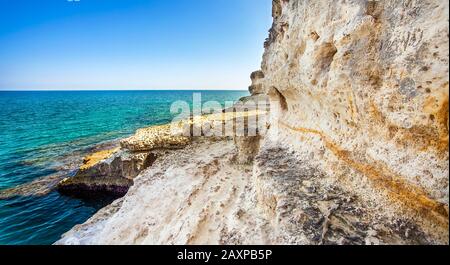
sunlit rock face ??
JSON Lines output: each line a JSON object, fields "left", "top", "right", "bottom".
{"left": 254, "top": 0, "right": 448, "bottom": 243}
{"left": 57, "top": 0, "right": 448, "bottom": 245}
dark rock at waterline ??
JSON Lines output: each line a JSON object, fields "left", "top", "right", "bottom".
{"left": 76, "top": 150, "right": 157, "bottom": 180}
{"left": 57, "top": 149, "right": 157, "bottom": 198}
{"left": 57, "top": 176, "right": 132, "bottom": 198}
{"left": 0, "top": 173, "right": 64, "bottom": 199}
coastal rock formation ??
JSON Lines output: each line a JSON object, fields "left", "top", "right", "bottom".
{"left": 57, "top": 124, "right": 193, "bottom": 197}
{"left": 75, "top": 149, "right": 157, "bottom": 180}
{"left": 57, "top": 138, "right": 436, "bottom": 245}
{"left": 120, "top": 124, "right": 190, "bottom": 152}
{"left": 57, "top": 125, "right": 183, "bottom": 196}
{"left": 56, "top": 139, "right": 271, "bottom": 244}
{"left": 57, "top": 0, "right": 448, "bottom": 244}
{"left": 0, "top": 173, "right": 65, "bottom": 199}
{"left": 249, "top": 70, "right": 265, "bottom": 95}
{"left": 255, "top": 0, "right": 448, "bottom": 243}
{"left": 57, "top": 148, "right": 157, "bottom": 197}
{"left": 56, "top": 109, "right": 266, "bottom": 197}
{"left": 233, "top": 135, "right": 261, "bottom": 164}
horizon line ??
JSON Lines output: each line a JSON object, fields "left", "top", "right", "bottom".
{"left": 0, "top": 89, "right": 249, "bottom": 92}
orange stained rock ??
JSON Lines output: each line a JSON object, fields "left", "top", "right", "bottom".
{"left": 369, "top": 101, "right": 449, "bottom": 156}
{"left": 279, "top": 121, "right": 449, "bottom": 230}
{"left": 80, "top": 148, "right": 120, "bottom": 171}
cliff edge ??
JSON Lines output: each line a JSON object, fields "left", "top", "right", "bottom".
{"left": 57, "top": 0, "right": 449, "bottom": 245}
{"left": 254, "top": 0, "right": 448, "bottom": 243}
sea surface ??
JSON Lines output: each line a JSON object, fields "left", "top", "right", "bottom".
{"left": 0, "top": 90, "right": 248, "bottom": 245}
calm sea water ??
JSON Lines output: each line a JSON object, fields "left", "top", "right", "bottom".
{"left": 0, "top": 90, "right": 248, "bottom": 245}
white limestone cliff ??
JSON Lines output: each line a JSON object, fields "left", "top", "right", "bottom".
{"left": 57, "top": 0, "right": 449, "bottom": 245}
{"left": 254, "top": 0, "right": 448, "bottom": 243}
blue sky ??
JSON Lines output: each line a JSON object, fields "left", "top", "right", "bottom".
{"left": 0, "top": 0, "right": 272, "bottom": 90}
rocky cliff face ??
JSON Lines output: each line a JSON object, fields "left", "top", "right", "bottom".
{"left": 57, "top": 125, "right": 190, "bottom": 197}
{"left": 252, "top": 0, "right": 448, "bottom": 243}
{"left": 57, "top": 0, "right": 448, "bottom": 245}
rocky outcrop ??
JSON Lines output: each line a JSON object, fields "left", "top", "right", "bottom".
{"left": 56, "top": 139, "right": 267, "bottom": 244}
{"left": 233, "top": 135, "right": 261, "bottom": 164}
{"left": 249, "top": 70, "right": 265, "bottom": 95}
{"left": 252, "top": 0, "right": 449, "bottom": 243}
{"left": 75, "top": 149, "right": 157, "bottom": 180}
{"left": 57, "top": 149, "right": 157, "bottom": 197}
{"left": 57, "top": 0, "right": 448, "bottom": 245}
{"left": 120, "top": 124, "right": 190, "bottom": 152}
{"left": 57, "top": 126, "right": 178, "bottom": 197}
{"left": 57, "top": 109, "right": 266, "bottom": 197}
{"left": 57, "top": 125, "right": 184, "bottom": 197}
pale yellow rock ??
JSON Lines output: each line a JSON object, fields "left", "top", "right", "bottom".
{"left": 120, "top": 124, "right": 190, "bottom": 151}
{"left": 79, "top": 148, "right": 120, "bottom": 171}
{"left": 257, "top": 0, "right": 448, "bottom": 242}
{"left": 56, "top": 139, "right": 274, "bottom": 245}
{"left": 56, "top": 0, "right": 449, "bottom": 245}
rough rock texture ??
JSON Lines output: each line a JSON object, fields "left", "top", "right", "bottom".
{"left": 57, "top": 175, "right": 133, "bottom": 198}
{"left": 233, "top": 135, "right": 261, "bottom": 164}
{"left": 56, "top": 139, "right": 275, "bottom": 244}
{"left": 185, "top": 109, "right": 268, "bottom": 137}
{"left": 254, "top": 141, "right": 438, "bottom": 244}
{"left": 57, "top": 109, "right": 266, "bottom": 197}
{"left": 75, "top": 150, "right": 157, "bottom": 180}
{"left": 120, "top": 124, "right": 190, "bottom": 151}
{"left": 57, "top": 138, "right": 435, "bottom": 245}
{"left": 249, "top": 70, "right": 266, "bottom": 95}
{"left": 58, "top": 148, "right": 157, "bottom": 197}
{"left": 79, "top": 148, "right": 120, "bottom": 171}
{"left": 255, "top": 0, "right": 448, "bottom": 243}
{"left": 57, "top": 0, "right": 448, "bottom": 245}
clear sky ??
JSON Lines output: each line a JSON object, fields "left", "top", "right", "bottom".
{"left": 0, "top": 0, "right": 272, "bottom": 90}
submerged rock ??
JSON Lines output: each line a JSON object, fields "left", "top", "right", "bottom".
{"left": 0, "top": 173, "right": 64, "bottom": 199}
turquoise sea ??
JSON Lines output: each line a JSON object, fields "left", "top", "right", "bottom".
{"left": 0, "top": 90, "right": 248, "bottom": 245}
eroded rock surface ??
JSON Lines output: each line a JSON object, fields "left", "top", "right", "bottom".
{"left": 254, "top": 141, "right": 436, "bottom": 244}
{"left": 120, "top": 124, "right": 190, "bottom": 152}
{"left": 256, "top": 0, "right": 449, "bottom": 243}
{"left": 56, "top": 139, "right": 275, "bottom": 244}
{"left": 57, "top": 0, "right": 448, "bottom": 245}
{"left": 57, "top": 109, "right": 267, "bottom": 197}
{"left": 57, "top": 149, "right": 157, "bottom": 197}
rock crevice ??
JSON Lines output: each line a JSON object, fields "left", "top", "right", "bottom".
{"left": 254, "top": 0, "right": 449, "bottom": 243}
{"left": 57, "top": 0, "right": 448, "bottom": 245}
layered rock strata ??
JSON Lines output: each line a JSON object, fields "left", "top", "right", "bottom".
{"left": 57, "top": 125, "right": 189, "bottom": 197}
{"left": 58, "top": 0, "right": 448, "bottom": 244}
{"left": 57, "top": 107, "right": 266, "bottom": 197}
{"left": 254, "top": 0, "right": 449, "bottom": 243}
